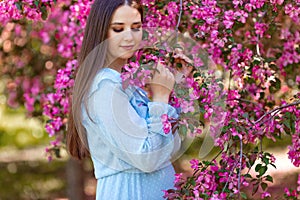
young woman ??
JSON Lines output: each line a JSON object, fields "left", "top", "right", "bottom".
{"left": 67, "top": 0, "right": 181, "bottom": 199}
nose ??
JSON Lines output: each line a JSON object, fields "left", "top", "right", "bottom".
{"left": 123, "top": 29, "right": 133, "bottom": 42}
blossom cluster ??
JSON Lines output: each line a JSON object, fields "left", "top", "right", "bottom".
{"left": 2, "top": 0, "right": 91, "bottom": 157}
{"left": 0, "top": 0, "right": 58, "bottom": 24}
{"left": 163, "top": 155, "right": 251, "bottom": 199}
{"left": 43, "top": 60, "right": 77, "bottom": 154}
{"left": 284, "top": 174, "right": 300, "bottom": 199}
{"left": 161, "top": 114, "right": 171, "bottom": 134}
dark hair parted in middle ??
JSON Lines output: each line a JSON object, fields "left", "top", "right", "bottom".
{"left": 67, "top": 0, "right": 143, "bottom": 160}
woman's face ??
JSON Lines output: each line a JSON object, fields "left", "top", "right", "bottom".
{"left": 107, "top": 5, "right": 142, "bottom": 60}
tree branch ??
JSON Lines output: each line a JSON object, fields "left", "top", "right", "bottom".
{"left": 237, "top": 138, "right": 243, "bottom": 199}
{"left": 175, "top": 0, "right": 183, "bottom": 42}
{"left": 228, "top": 69, "right": 232, "bottom": 91}
{"left": 253, "top": 100, "right": 300, "bottom": 124}
{"left": 221, "top": 161, "right": 239, "bottom": 193}
{"left": 257, "top": 109, "right": 280, "bottom": 127}
{"left": 227, "top": 98, "right": 260, "bottom": 105}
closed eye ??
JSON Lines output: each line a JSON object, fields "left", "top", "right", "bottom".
{"left": 132, "top": 27, "right": 141, "bottom": 32}
{"left": 132, "top": 25, "right": 142, "bottom": 32}
{"left": 112, "top": 28, "right": 124, "bottom": 33}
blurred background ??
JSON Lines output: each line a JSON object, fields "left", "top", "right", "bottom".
{"left": 0, "top": 101, "right": 299, "bottom": 199}
{"left": 0, "top": 102, "right": 97, "bottom": 199}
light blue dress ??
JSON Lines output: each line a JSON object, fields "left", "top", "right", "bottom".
{"left": 82, "top": 68, "right": 181, "bottom": 200}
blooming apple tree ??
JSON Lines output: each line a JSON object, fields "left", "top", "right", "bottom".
{"left": 0, "top": 0, "right": 299, "bottom": 199}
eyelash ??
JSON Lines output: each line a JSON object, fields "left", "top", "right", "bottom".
{"left": 112, "top": 28, "right": 141, "bottom": 33}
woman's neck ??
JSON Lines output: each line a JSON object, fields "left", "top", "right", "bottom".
{"left": 108, "top": 58, "right": 127, "bottom": 73}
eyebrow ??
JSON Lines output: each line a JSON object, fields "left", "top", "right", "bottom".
{"left": 110, "top": 22, "right": 142, "bottom": 25}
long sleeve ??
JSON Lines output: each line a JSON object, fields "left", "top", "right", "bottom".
{"left": 85, "top": 76, "right": 180, "bottom": 173}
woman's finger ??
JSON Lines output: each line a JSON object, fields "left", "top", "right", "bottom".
{"left": 174, "top": 53, "right": 193, "bottom": 64}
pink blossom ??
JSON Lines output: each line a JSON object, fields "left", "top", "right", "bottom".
{"left": 232, "top": 0, "right": 243, "bottom": 8}
{"left": 181, "top": 100, "right": 195, "bottom": 113}
{"left": 190, "top": 159, "right": 199, "bottom": 170}
{"left": 161, "top": 114, "right": 171, "bottom": 134}
{"left": 223, "top": 10, "right": 235, "bottom": 29}
{"left": 288, "top": 134, "right": 300, "bottom": 167}
{"left": 285, "top": 3, "right": 300, "bottom": 23}
{"left": 261, "top": 192, "right": 271, "bottom": 199}
{"left": 254, "top": 22, "right": 268, "bottom": 38}
{"left": 234, "top": 10, "right": 248, "bottom": 23}
{"left": 296, "top": 76, "right": 300, "bottom": 84}
{"left": 174, "top": 173, "right": 183, "bottom": 184}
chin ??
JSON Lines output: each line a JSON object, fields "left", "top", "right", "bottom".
{"left": 120, "top": 52, "right": 135, "bottom": 59}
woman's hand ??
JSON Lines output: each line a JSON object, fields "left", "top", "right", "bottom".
{"left": 149, "top": 61, "right": 175, "bottom": 104}
{"left": 173, "top": 47, "right": 194, "bottom": 83}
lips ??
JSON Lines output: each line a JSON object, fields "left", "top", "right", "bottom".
{"left": 120, "top": 45, "right": 134, "bottom": 50}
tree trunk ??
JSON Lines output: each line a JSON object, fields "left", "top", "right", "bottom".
{"left": 66, "top": 158, "right": 85, "bottom": 200}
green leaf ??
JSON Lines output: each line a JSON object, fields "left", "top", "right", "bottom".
{"left": 291, "top": 113, "right": 297, "bottom": 121}
{"left": 203, "top": 161, "right": 212, "bottom": 166}
{"left": 190, "top": 178, "right": 196, "bottom": 186}
{"left": 255, "top": 164, "right": 262, "bottom": 172}
{"left": 283, "top": 120, "right": 291, "bottom": 129}
{"left": 285, "top": 112, "right": 291, "bottom": 118}
{"left": 251, "top": 178, "right": 258, "bottom": 182}
{"left": 232, "top": 135, "right": 240, "bottom": 140}
{"left": 253, "top": 146, "right": 259, "bottom": 154}
{"left": 240, "top": 192, "right": 247, "bottom": 199}
{"left": 269, "top": 63, "right": 278, "bottom": 70}
{"left": 142, "top": 30, "right": 149, "bottom": 40}
{"left": 259, "top": 92, "right": 265, "bottom": 100}
{"left": 196, "top": 19, "right": 205, "bottom": 25}
{"left": 253, "top": 59, "right": 261, "bottom": 65}
{"left": 242, "top": 113, "right": 249, "bottom": 119}
{"left": 265, "top": 57, "right": 277, "bottom": 62}
{"left": 252, "top": 183, "right": 259, "bottom": 195}
{"left": 40, "top": 6, "right": 48, "bottom": 20}
{"left": 262, "top": 157, "right": 269, "bottom": 165}
{"left": 226, "top": 29, "right": 232, "bottom": 34}
{"left": 222, "top": 126, "right": 229, "bottom": 132}
{"left": 270, "top": 163, "right": 276, "bottom": 169}
{"left": 199, "top": 107, "right": 205, "bottom": 114}
{"left": 264, "top": 152, "right": 271, "bottom": 157}
{"left": 228, "top": 37, "right": 234, "bottom": 42}
{"left": 157, "top": 2, "right": 164, "bottom": 9}
{"left": 244, "top": 173, "right": 252, "bottom": 179}
{"left": 193, "top": 72, "right": 201, "bottom": 78}
{"left": 265, "top": 175, "right": 273, "bottom": 183}
{"left": 262, "top": 3, "right": 269, "bottom": 10}
{"left": 259, "top": 166, "right": 268, "bottom": 176}
{"left": 176, "top": 63, "right": 182, "bottom": 68}
{"left": 54, "top": 148, "right": 61, "bottom": 158}
{"left": 15, "top": 2, "right": 22, "bottom": 10}
{"left": 261, "top": 182, "right": 268, "bottom": 191}
{"left": 269, "top": 78, "right": 281, "bottom": 93}
{"left": 246, "top": 161, "right": 252, "bottom": 168}
{"left": 179, "top": 125, "right": 187, "bottom": 136}
{"left": 291, "top": 121, "right": 295, "bottom": 134}
{"left": 188, "top": 124, "right": 194, "bottom": 133}
{"left": 34, "top": 0, "right": 39, "bottom": 7}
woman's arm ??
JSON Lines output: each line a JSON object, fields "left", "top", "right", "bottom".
{"left": 87, "top": 76, "right": 179, "bottom": 172}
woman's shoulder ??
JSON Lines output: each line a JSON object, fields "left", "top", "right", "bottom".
{"left": 89, "top": 67, "right": 145, "bottom": 99}
{"left": 89, "top": 68, "right": 122, "bottom": 95}
{"left": 96, "top": 67, "right": 122, "bottom": 83}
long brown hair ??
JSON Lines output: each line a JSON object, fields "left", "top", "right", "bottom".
{"left": 67, "top": 0, "right": 143, "bottom": 160}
